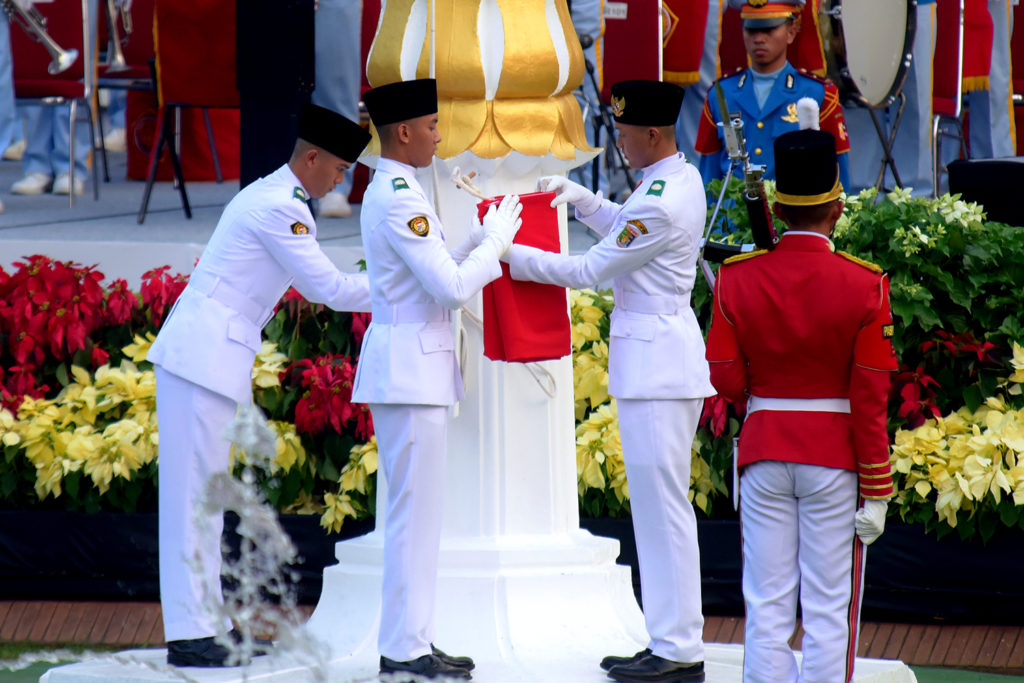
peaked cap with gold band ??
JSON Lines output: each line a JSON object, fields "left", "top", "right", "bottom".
{"left": 727, "top": 0, "right": 804, "bottom": 29}
{"left": 298, "top": 104, "right": 372, "bottom": 163}
{"left": 773, "top": 128, "right": 842, "bottom": 206}
{"left": 609, "top": 80, "right": 685, "bottom": 127}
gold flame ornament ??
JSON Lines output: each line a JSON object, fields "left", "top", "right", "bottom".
{"left": 365, "top": 0, "right": 598, "bottom": 161}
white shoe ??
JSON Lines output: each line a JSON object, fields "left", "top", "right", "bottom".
{"left": 52, "top": 172, "right": 84, "bottom": 196}
{"left": 11, "top": 172, "right": 53, "bottom": 195}
{"left": 3, "top": 139, "right": 25, "bottom": 161}
{"left": 103, "top": 127, "right": 126, "bottom": 153}
{"left": 319, "top": 191, "right": 353, "bottom": 218}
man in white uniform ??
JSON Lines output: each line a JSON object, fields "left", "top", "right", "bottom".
{"left": 148, "top": 104, "right": 373, "bottom": 668}
{"left": 352, "top": 78, "right": 523, "bottom": 681}
{"left": 508, "top": 80, "right": 714, "bottom": 683}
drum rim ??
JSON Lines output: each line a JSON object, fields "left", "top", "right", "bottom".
{"left": 827, "top": 0, "right": 918, "bottom": 109}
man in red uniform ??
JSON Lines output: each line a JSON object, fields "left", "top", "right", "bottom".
{"left": 705, "top": 127, "right": 896, "bottom": 682}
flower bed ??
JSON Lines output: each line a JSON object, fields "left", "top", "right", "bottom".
{"left": 2, "top": 185, "right": 1024, "bottom": 542}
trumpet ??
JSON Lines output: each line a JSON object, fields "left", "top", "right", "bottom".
{"left": 1, "top": 0, "right": 79, "bottom": 75}
{"left": 104, "top": 0, "right": 131, "bottom": 73}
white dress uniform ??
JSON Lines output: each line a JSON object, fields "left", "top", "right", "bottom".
{"left": 352, "top": 157, "right": 506, "bottom": 662}
{"left": 508, "top": 152, "right": 715, "bottom": 665}
{"left": 148, "top": 163, "right": 371, "bottom": 642}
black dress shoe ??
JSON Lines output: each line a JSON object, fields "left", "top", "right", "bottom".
{"left": 380, "top": 653, "right": 472, "bottom": 681}
{"left": 229, "top": 627, "right": 273, "bottom": 655}
{"left": 600, "top": 648, "right": 652, "bottom": 672}
{"left": 431, "top": 643, "right": 475, "bottom": 670}
{"left": 166, "top": 636, "right": 237, "bottom": 668}
{"left": 607, "top": 653, "right": 705, "bottom": 682}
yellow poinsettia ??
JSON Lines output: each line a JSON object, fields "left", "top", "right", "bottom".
{"left": 340, "top": 436, "right": 378, "bottom": 496}
{"left": 253, "top": 341, "right": 289, "bottom": 389}
{"left": 0, "top": 408, "right": 21, "bottom": 447}
{"left": 320, "top": 492, "right": 358, "bottom": 533}
{"left": 569, "top": 289, "right": 607, "bottom": 351}
{"left": 121, "top": 332, "right": 157, "bottom": 364}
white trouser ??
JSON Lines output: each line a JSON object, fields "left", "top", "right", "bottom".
{"left": 372, "top": 403, "right": 448, "bottom": 662}
{"left": 155, "top": 367, "right": 235, "bottom": 642}
{"left": 618, "top": 398, "right": 704, "bottom": 664}
{"left": 740, "top": 461, "right": 863, "bottom": 683}
{"left": 968, "top": 0, "right": 1016, "bottom": 158}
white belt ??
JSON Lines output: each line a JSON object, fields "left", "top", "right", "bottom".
{"left": 188, "top": 270, "right": 276, "bottom": 328}
{"left": 617, "top": 292, "right": 690, "bottom": 315}
{"left": 747, "top": 396, "right": 851, "bottom": 414}
{"left": 372, "top": 303, "right": 450, "bottom": 324}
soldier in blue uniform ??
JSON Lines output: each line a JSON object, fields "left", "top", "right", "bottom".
{"left": 694, "top": 0, "right": 850, "bottom": 190}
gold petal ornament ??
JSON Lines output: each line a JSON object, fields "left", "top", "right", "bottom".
{"left": 365, "top": 0, "right": 599, "bottom": 161}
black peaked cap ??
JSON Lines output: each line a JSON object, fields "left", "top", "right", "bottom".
{"left": 609, "top": 80, "right": 684, "bottom": 127}
{"left": 298, "top": 104, "right": 371, "bottom": 163}
{"left": 363, "top": 79, "right": 438, "bottom": 127}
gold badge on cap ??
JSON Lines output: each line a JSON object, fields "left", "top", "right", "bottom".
{"left": 408, "top": 216, "right": 430, "bottom": 237}
{"left": 291, "top": 221, "right": 310, "bottom": 235}
{"left": 611, "top": 95, "right": 625, "bottom": 118}
{"left": 749, "top": 0, "right": 768, "bottom": 7}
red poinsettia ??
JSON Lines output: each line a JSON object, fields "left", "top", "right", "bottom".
{"left": 350, "top": 312, "right": 371, "bottom": 349}
{"left": 104, "top": 278, "right": 139, "bottom": 326}
{"left": 2, "top": 363, "right": 48, "bottom": 410}
{"left": 290, "top": 354, "right": 368, "bottom": 437}
{"left": 893, "top": 365, "right": 942, "bottom": 428}
{"left": 699, "top": 394, "right": 734, "bottom": 438}
{"left": 140, "top": 266, "right": 188, "bottom": 326}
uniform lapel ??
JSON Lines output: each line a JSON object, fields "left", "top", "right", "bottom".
{"left": 761, "top": 62, "right": 798, "bottom": 123}
{"left": 733, "top": 69, "right": 762, "bottom": 120}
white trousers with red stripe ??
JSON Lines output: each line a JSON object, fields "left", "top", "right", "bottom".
{"left": 739, "top": 461, "right": 864, "bottom": 683}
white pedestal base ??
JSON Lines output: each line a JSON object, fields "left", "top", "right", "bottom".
{"left": 39, "top": 645, "right": 918, "bottom": 682}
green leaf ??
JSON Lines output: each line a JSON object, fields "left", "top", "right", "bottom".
{"left": 55, "top": 363, "right": 70, "bottom": 387}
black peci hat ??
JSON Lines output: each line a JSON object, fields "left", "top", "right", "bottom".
{"left": 773, "top": 129, "right": 842, "bottom": 206}
{"left": 363, "top": 79, "right": 439, "bottom": 127}
{"left": 609, "top": 80, "right": 684, "bottom": 127}
{"left": 297, "top": 104, "right": 371, "bottom": 163}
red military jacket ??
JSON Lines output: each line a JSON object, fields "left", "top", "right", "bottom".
{"left": 705, "top": 232, "right": 897, "bottom": 500}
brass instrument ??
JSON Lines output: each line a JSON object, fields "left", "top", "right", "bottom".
{"left": 1, "top": 0, "right": 79, "bottom": 75}
{"left": 104, "top": 0, "right": 131, "bottom": 73}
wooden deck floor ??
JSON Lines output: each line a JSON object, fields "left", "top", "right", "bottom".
{"left": 2, "top": 601, "right": 1022, "bottom": 673}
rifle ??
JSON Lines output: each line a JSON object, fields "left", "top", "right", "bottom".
{"left": 698, "top": 82, "right": 779, "bottom": 288}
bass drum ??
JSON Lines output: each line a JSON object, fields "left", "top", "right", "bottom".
{"left": 820, "top": 0, "right": 916, "bottom": 108}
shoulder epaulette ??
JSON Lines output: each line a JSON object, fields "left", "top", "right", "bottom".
{"left": 722, "top": 249, "right": 768, "bottom": 265}
{"left": 716, "top": 68, "right": 745, "bottom": 84}
{"left": 837, "top": 251, "right": 883, "bottom": 273}
{"left": 797, "top": 68, "right": 833, "bottom": 86}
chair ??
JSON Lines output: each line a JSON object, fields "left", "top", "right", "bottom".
{"left": 95, "top": 0, "right": 157, "bottom": 182}
{"left": 137, "top": 0, "right": 238, "bottom": 224}
{"left": 932, "top": 0, "right": 968, "bottom": 197}
{"left": 10, "top": 0, "right": 100, "bottom": 207}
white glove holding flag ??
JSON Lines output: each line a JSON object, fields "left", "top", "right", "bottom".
{"left": 854, "top": 499, "right": 889, "bottom": 545}
{"left": 482, "top": 193, "right": 523, "bottom": 254}
{"left": 536, "top": 176, "right": 603, "bottom": 217}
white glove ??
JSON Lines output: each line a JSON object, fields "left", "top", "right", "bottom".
{"left": 536, "top": 176, "right": 603, "bottom": 217}
{"left": 854, "top": 499, "right": 888, "bottom": 545}
{"left": 482, "top": 193, "right": 523, "bottom": 254}
{"left": 469, "top": 212, "right": 486, "bottom": 245}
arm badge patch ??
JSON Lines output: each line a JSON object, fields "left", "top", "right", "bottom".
{"left": 647, "top": 180, "right": 665, "bottom": 196}
{"left": 616, "top": 220, "right": 647, "bottom": 248}
{"left": 292, "top": 186, "right": 308, "bottom": 202}
{"left": 392, "top": 178, "right": 410, "bottom": 191}
{"left": 407, "top": 216, "right": 430, "bottom": 236}
{"left": 882, "top": 323, "right": 895, "bottom": 339}
{"left": 291, "top": 221, "right": 310, "bottom": 235}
